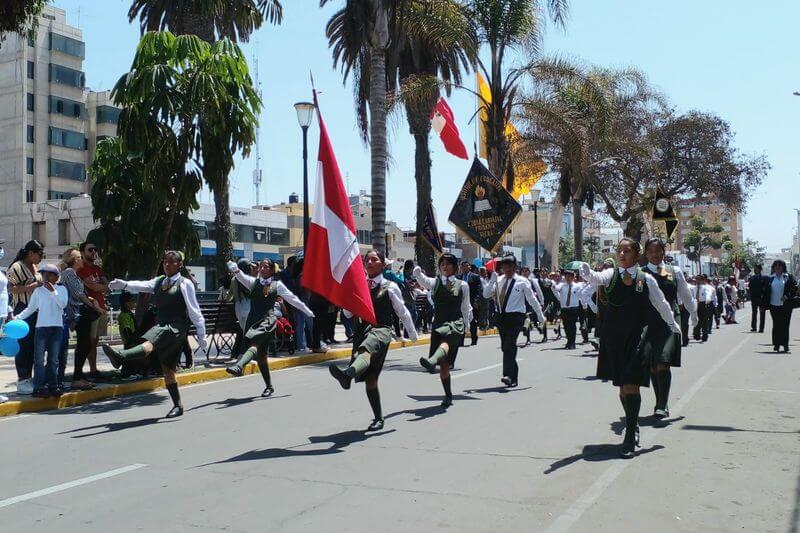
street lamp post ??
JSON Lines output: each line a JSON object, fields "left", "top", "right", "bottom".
{"left": 530, "top": 189, "right": 542, "bottom": 269}
{"left": 294, "top": 102, "right": 316, "bottom": 253}
{"left": 689, "top": 245, "right": 696, "bottom": 276}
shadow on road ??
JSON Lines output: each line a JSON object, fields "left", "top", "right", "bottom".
{"left": 610, "top": 415, "right": 686, "bottom": 435}
{"left": 682, "top": 424, "right": 800, "bottom": 435}
{"left": 567, "top": 376, "right": 601, "bottom": 381}
{"left": 58, "top": 417, "right": 166, "bottom": 438}
{"left": 203, "top": 429, "right": 397, "bottom": 464}
{"left": 186, "top": 394, "right": 291, "bottom": 412}
{"left": 544, "top": 444, "right": 665, "bottom": 474}
{"left": 461, "top": 386, "right": 532, "bottom": 394}
{"left": 45, "top": 392, "right": 167, "bottom": 416}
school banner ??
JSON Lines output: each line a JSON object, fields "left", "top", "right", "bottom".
{"left": 421, "top": 203, "right": 444, "bottom": 253}
{"left": 652, "top": 186, "right": 678, "bottom": 240}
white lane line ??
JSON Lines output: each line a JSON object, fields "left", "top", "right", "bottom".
{"left": 0, "top": 464, "right": 147, "bottom": 509}
{"left": 545, "top": 332, "right": 753, "bottom": 533}
{"left": 708, "top": 387, "right": 800, "bottom": 395}
{"left": 0, "top": 413, "right": 31, "bottom": 423}
{"left": 452, "top": 360, "right": 523, "bottom": 381}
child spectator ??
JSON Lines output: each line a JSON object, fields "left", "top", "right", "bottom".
{"left": 14, "top": 264, "right": 68, "bottom": 397}
{"left": 118, "top": 292, "right": 136, "bottom": 349}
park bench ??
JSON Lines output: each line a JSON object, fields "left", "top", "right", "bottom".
{"left": 189, "top": 300, "right": 239, "bottom": 366}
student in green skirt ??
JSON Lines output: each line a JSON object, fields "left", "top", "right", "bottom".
{"left": 642, "top": 238, "right": 698, "bottom": 419}
{"left": 413, "top": 253, "right": 472, "bottom": 408}
{"left": 329, "top": 250, "right": 418, "bottom": 431}
{"left": 225, "top": 258, "right": 315, "bottom": 397}
{"left": 104, "top": 251, "right": 207, "bottom": 419}
{"left": 580, "top": 239, "right": 680, "bottom": 458}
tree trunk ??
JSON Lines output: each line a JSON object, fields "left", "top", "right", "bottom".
{"left": 544, "top": 201, "right": 564, "bottom": 270}
{"left": 624, "top": 214, "right": 645, "bottom": 243}
{"left": 572, "top": 198, "right": 583, "bottom": 262}
{"left": 211, "top": 179, "right": 235, "bottom": 282}
{"left": 368, "top": 3, "right": 390, "bottom": 253}
{"left": 412, "top": 125, "right": 435, "bottom": 273}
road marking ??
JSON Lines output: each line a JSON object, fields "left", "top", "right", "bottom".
{"left": 0, "top": 464, "right": 147, "bottom": 509}
{"left": 452, "top": 360, "right": 523, "bottom": 381}
{"left": 0, "top": 413, "right": 31, "bottom": 423}
{"left": 545, "top": 330, "right": 753, "bottom": 533}
{"left": 708, "top": 387, "right": 800, "bottom": 395}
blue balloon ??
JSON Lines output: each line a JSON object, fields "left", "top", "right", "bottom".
{"left": 0, "top": 337, "right": 19, "bottom": 357}
{"left": 3, "top": 319, "right": 30, "bottom": 340}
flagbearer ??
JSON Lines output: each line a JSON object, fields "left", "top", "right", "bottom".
{"left": 413, "top": 254, "right": 471, "bottom": 408}
{"left": 580, "top": 239, "right": 680, "bottom": 458}
{"left": 104, "top": 251, "right": 206, "bottom": 419}
{"left": 482, "top": 255, "right": 544, "bottom": 387}
{"left": 329, "top": 250, "right": 418, "bottom": 430}
{"left": 642, "top": 238, "right": 697, "bottom": 419}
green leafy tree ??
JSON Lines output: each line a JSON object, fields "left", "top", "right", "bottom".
{"left": 683, "top": 215, "right": 730, "bottom": 271}
{"left": 0, "top": 0, "right": 49, "bottom": 36}
{"left": 558, "top": 234, "right": 574, "bottom": 266}
{"left": 583, "top": 235, "right": 600, "bottom": 262}
{"left": 717, "top": 239, "right": 765, "bottom": 278}
{"left": 112, "top": 31, "right": 261, "bottom": 280}
{"left": 127, "top": 0, "right": 280, "bottom": 274}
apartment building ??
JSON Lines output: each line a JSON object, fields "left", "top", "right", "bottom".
{"left": 672, "top": 196, "right": 744, "bottom": 259}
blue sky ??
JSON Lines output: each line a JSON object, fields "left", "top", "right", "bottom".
{"left": 54, "top": 0, "right": 798, "bottom": 252}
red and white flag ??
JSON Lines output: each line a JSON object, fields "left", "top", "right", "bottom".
{"left": 430, "top": 97, "right": 468, "bottom": 160}
{"left": 301, "top": 91, "right": 376, "bottom": 325}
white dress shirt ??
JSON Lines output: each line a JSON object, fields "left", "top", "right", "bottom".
{"left": 645, "top": 263, "right": 698, "bottom": 321}
{"left": 228, "top": 265, "right": 315, "bottom": 319}
{"left": 769, "top": 275, "right": 787, "bottom": 307}
{"left": 109, "top": 273, "right": 207, "bottom": 351}
{"left": 352, "top": 274, "right": 418, "bottom": 341}
{"left": 558, "top": 281, "right": 584, "bottom": 309}
{"left": 482, "top": 272, "right": 544, "bottom": 323}
{"left": 580, "top": 283, "right": 598, "bottom": 313}
{"left": 693, "top": 284, "right": 716, "bottom": 305}
{"left": 527, "top": 276, "right": 545, "bottom": 304}
{"left": 15, "top": 284, "right": 68, "bottom": 328}
{"left": 414, "top": 267, "right": 472, "bottom": 326}
{"left": 579, "top": 263, "right": 680, "bottom": 333}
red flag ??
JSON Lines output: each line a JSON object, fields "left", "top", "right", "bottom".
{"left": 430, "top": 97, "right": 468, "bottom": 159}
{"left": 301, "top": 92, "right": 376, "bottom": 325}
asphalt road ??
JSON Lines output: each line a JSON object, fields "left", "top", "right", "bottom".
{"left": 1, "top": 309, "right": 798, "bottom": 532}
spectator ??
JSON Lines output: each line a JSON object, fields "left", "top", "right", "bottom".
{"left": 14, "top": 264, "right": 68, "bottom": 397}
{"left": 77, "top": 241, "right": 110, "bottom": 379}
{"left": 7, "top": 239, "right": 44, "bottom": 394}
{"left": 0, "top": 238, "right": 9, "bottom": 403}
{"left": 60, "top": 248, "right": 101, "bottom": 391}
{"left": 285, "top": 256, "right": 313, "bottom": 354}
{"left": 118, "top": 292, "right": 136, "bottom": 349}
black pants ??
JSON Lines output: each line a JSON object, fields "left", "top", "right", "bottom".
{"left": 13, "top": 303, "right": 36, "bottom": 380}
{"left": 561, "top": 307, "right": 579, "bottom": 347}
{"left": 73, "top": 313, "right": 93, "bottom": 380}
{"left": 751, "top": 301, "right": 767, "bottom": 332}
{"left": 680, "top": 306, "right": 690, "bottom": 346}
{"left": 769, "top": 305, "right": 792, "bottom": 349}
{"left": 468, "top": 305, "right": 479, "bottom": 343}
{"left": 694, "top": 303, "right": 711, "bottom": 341}
{"left": 497, "top": 312, "right": 525, "bottom": 382}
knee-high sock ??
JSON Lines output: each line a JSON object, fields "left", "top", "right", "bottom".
{"left": 366, "top": 387, "right": 382, "bottom": 420}
{"left": 623, "top": 393, "right": 641, "bottom": 442}
{"left": 166, "top": 382, "right": 182, "bottom": 408}
{"left": 650, "top": 372, "right": 660, "bottom": 404}
{"left": 346, "top": 353, "right": 370, "bottom": 378}
{"left": 441, "top": 376, "right": 452, "bottom": 399}
{"left": 428, "top": 346, "right": 448, "bottom": 365}
{"left": 235, "top": 347, "right": 257, "bottom": 368}
{"left": 656, "top": 369, "right": 671, "bottom": 410}
{"left": 257, "top": 359, "right": 272, "bottom": 388}
{"left": 119, "top": 344, "right": 147, "bottom": 361}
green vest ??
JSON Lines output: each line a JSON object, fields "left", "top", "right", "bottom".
{"left": 432, "top": 278, "right": 464, "bottom": 326}
{"left": 247, "top": 279, "right": 279, "bottom": 331}
{"left": 153, "top": 276, "right": 190, "bottom": 330}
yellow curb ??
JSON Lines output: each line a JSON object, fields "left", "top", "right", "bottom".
{"left": 0, "top": 328, "right": 499, "bottom": 417}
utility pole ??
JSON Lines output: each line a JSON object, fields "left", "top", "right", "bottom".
{"left": 252, "top": 47, "right": 263, "bottom": 207}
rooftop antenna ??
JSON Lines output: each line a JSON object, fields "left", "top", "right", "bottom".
{"left": 252, "top": 45, "right": 263, "bottom": 207}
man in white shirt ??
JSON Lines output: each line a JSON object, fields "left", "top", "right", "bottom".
{"left": 558, "top": 270, "right": 583, "bottom": 349}
{"left": 692, "top": 274, "right": 716, "bottom": 342}
{"left": 482, "top": 255, "right": 544, "bottom": 387}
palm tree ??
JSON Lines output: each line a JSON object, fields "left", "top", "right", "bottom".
{"left": 127, "top": 0, "right": 281, "bottom": 276}
{"left": 393, "top": 1, "right": 475, "bottom": 272}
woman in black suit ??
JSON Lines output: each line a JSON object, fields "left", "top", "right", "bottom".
{"left": 766, "top": 260, "right": 797, "bottom": 353}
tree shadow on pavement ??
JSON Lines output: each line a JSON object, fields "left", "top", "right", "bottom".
{"left": 544, "top": 444, "right": 665, "bottom": 474}
{"left": 202, "top": 429, "right": 397, "bottom": 465}
{"left": 681, "top": 424, "right": 800, "bottom": 435}
{"left": 58, "top": 417, "right": 167, "bottom": 438}
{"left": 461, "top": 386, "right": 532, "bottom": 394}
{"left": 186, "top": 394, "right": 291, "bottom": 412}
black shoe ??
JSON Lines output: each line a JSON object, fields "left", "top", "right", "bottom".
{"left": 500, "top": 376, "right": 512, "bottom": 387}
{"left": 441, "top": 396, "right": 453, "bottom": 409}
{"left": 589, "top": 341, "right": 600, "bottom": 350}
{"left": 328, "top": 365, "right": 352, "bottom": 390}
{"left": 50, "top": 387, "right": 63, "bottom": 398}
{"left": 654, "top": 408, "right": 669, "bottom": 419}
{"left": 750, "top": 328, "right": 756, "bottom": 332}
{"left": 758, "top": 330, "right": 764, "bottom": 333}
{"left": 620, "top": 436, "right": 636, "bottom": 459}
{"left": 366, "top": 418, "right": 384, "bottom": 431}
{"left": 471, "top": 339, "right": 478, "bottom": 346}
{"left": 226, "top": 365, "right": 243, "bottom": 377}
{"left": 165, "top": 406, "right": 183, "bottom": 418}
{"left": 783, "top": 346, "right": 790, "bottom": 353}
{"left": 774, "top": 346, "right": 780, "bottom": 352}
{"left": 102, "top": 345, "right": 124, "bottom": 370}
{"left": 508, "top": 380, "right": 518, "bottom": 388}
{"left": 261, "top": 386, "right": 275, "bottom": 397}
{"left": 32, "top": 389, "right": 49, "bottom": 398}
{"left": 419, "top": 357, "right": 436, "bottom": 374}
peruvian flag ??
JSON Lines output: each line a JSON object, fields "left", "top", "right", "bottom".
{"left": 430, "top": 97, "right": 468, "bottom": 159}
{"left": 301, "top": 91, "right": 376, "bottom": 325}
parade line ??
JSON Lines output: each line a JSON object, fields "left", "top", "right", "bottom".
{"left": 0, "top": 329, "right": 500, "bottom": 417}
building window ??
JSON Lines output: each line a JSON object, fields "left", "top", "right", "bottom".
{"left": 48, "top": 191, "right": 79, "bottom": 200}
{"left": 26, "top": 157, "right": 34, "bottom": 174}
{"left": 27, "top": 93, "right": 34, "bottom": 111}
{"left": 27, "top": 61, "right": 34, "bottom": 79}
{"left": 32, "top": 222, "right": 46, "bottom": 245}
{"left": 268, "top": 227, "right": 290, "bottom": 246}
{"left": 49, "top": 33, "right": 85, "bottom": 59}
{"left": 48, "top": 158, "right": 86, "bottom": 181}
{"left": 26, "top": 125, "right": 34, "bottom": 143}
{"left": 356, "top": 229, "right": 371, "bottom": 244}
{"left": 96, "top": 106, "right": 121, "bottom": 125}
{"left": 48, "top": 96, "right": 86, "bottom": 119}
{"left": 49, "top": 126, "right": 86, "bottom": 151}
{"left": 26, "top": 190, "right": 34, "bottom": 203}
{"left": 48, "top": 63, "right": 85, "bottom": 88}
{"left": 27, "top": 33, "right": 35, "bottom": 47}
{"left": 58, "top": 219, "right": 70, "bottom": 245}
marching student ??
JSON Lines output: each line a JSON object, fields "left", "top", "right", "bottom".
{"left": 225, "top": 258, "right": 315, "bottom": 397}
{"left": 558, "top": 270, "right": 583, "bottom": 349}
{"left": 580, "top": 238, "right": 680, "bottom": 458}
{"left": 329, "top": 250, "right": 417, "bottom": 429}
{"left": 692, "top": 275, "right": 716, "bottom": 342}
{"left": 642, "top": 238, "right": 697, "bottom": 419}
{"left": 103, "top": 251, "right": 207, "bottom": 418}
{"left": 766, "top": 259, "right": 797, "bottom": 353}
{"left": 538, "top": 270, "right": 560, "bottom": 342}
{"left": 414, "top": 254, "right": 470, "bottom": 408}
{"left": 458, "top": 261, "right": 483, "bottom": 346}
{"left": 482, "top": 255, "right": 544, "bottom": 387}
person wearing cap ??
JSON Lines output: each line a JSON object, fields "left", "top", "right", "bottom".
{"left": 13, "top": 263, "right": 68, "bottom": 397}
{"left": 225, "top": 258, "right": 314, "bottom": 398}
{"left": 580, "top": 238, "right": 680, "bottom": 459}
{"left": 410, "top": 254, "right": 468, "bottom": 408}
{"left": 558, "top": 270, "right": 583, "bottom": 350}
{"left": 102, "top": 251, "right": 207, "bottom": 418}
{"left": 641, "top": 237, "right": 698, "bottom": 419}
{"left": 483, "top": 254, "right": 544, "bottom": 387}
